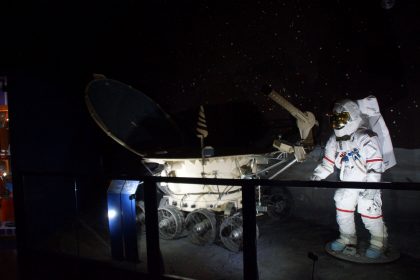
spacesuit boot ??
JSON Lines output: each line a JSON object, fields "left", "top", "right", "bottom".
{"left": 330, "top": 233, "right": 357, "bottom": 255}
{"left": 367, "top": 234, "right": 388, "bottom": 259}
{"left": 363, "top": 217, "right": 388, "bottom": 258}
{"left": 366, "top": 236, "right": 387, "bottom": 258}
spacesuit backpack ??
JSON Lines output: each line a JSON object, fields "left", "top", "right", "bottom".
{"left": 356, "top": 96, "right": 396, "bottom": 171}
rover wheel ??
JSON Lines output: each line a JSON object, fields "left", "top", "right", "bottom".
{"left": 185, "top": 209, "right": 217, "bottom": 245}
{"left": 219, "top": 214, "right": 243, "bottom": 252}
{"left": 266, "top": 188, "right": 293, "bottom": 221}
{"left": 219, "top": 214, "right": 259, "bottom": 252}
{"left": 158, "top": 205, "right": 185, "bottom": 239}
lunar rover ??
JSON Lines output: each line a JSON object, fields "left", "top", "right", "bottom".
{"left": 85, "top": 77, "right": 318, "bottom": 252}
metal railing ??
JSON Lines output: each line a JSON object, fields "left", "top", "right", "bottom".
{"left": 15, "top": 171, "right": 420, "bottom": 280}
{"left": 139, "top": 176, "right": 420, "bottom": 280}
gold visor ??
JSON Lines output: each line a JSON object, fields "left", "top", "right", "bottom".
{"left": 330, "top": 112, "right": 350, "bottom": 129}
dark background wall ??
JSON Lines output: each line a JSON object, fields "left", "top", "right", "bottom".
{"left": 1, "top": 0, "right": 419, "bottom": 175}
{"left": 1, "top": 1, "right": 419, "bottom": 264}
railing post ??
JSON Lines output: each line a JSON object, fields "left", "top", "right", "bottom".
{"left": 242, "top": 182, "right": 259, "bottom": 280}
{"left": 143, "top": 177, "right": 163, "bottom": 277}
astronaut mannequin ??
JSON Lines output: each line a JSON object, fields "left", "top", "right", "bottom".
{"left": 311, "top": 98, "right": 390, "bottom": 259}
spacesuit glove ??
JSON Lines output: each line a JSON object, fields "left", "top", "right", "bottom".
{"left": 310, "top": 175, "right": 322, "bottom": 181}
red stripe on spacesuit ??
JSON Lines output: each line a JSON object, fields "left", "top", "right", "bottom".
{"left": 360, "top": 214, "right": 383, "bottom": 219}
{"left": 336, "top": 208, "right": 354, "bottom": 213}
{"left": 323, "top": 156, "right": 334, "bottom": 164}
{"left": 366, "top": 158, "right": 383, "bottom": 163}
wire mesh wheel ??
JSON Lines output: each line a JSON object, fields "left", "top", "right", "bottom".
{"left": 219, "top": 213, "right": 243, "bottom": 252}
{"left": 157, "top": 205, "right": 185, "bottom": 239}
{"left": 185, "top": 208, "right": 217, "bottom": 245}
{"left": 219, "top": 213, "right": 259, "bottom": 252}
{"left": 266, "top": 188, "right": 293, "bottom": 221}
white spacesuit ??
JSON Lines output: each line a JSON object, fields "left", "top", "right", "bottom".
{"left": 312, "top": 98, "right": 393, "bottom": 259}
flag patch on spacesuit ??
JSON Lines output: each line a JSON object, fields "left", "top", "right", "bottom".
{"left": 340, "top": 148, "right": 361, "bottom": 163}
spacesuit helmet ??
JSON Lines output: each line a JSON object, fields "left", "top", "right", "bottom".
{"left": 331, "top": 99, "right": 362, "bottom": 137}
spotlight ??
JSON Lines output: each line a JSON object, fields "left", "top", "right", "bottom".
{"left": 108, "top": 209, "right": 118, "bottom": 219}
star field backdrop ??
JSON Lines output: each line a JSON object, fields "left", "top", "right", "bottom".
{"left": 2, "top": 0, "right": 420, "bottom": 174}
